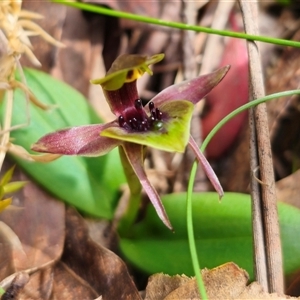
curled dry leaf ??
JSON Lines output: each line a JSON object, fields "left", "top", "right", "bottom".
{"left": 145, "top": 262, "right": 299, "bottom": 300}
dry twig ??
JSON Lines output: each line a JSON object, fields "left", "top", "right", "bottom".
{"left": 239, "top": 0, "right": 284, "bottom": 294}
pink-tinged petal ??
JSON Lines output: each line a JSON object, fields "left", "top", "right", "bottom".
{"left": 150, "top": 65, "right": 230, "bottom": 108}
{"left": 188, "top": 135, "right": 224, "bottom": 199}
{"left": 31, "top": 122, "right": 120, "bottom": 156}
{"left": 122, "top": 142, "right": 173, "bottom": 230}
{"left": 101, "top": 100, "right": 193, "bottom": 153}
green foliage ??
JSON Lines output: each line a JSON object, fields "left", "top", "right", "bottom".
{"left": 1, "top": 68, "right": 125, "bottom": 219}
{"left": 120, "top": 192, "right": 300, "bottom": 279}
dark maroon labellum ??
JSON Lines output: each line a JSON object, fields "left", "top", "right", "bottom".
{"left": 118, "top": 100, "right": 164, "bottom": 132}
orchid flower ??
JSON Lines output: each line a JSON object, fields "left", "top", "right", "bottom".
{"left": 32, "top": 53, "right": 230, "bottom": 230}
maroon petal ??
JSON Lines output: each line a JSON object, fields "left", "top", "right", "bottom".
{"left": 188, "top": 135, "right": 224, "bottom": 199}
{"left": 149, "top": 66, "right": 230, "bottom": 108}
{"left": 122, "top": 142, "right": 173, "bottom": 230}
{"left": 32, "top": 122, "right": 120, "bottom": 156}
{"left": 103, "top": 81, "right": 139, "bottom": 117}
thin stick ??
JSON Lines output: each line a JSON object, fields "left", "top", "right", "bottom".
{"left": 239, "top": 1, "right": 284, "bottom": 294}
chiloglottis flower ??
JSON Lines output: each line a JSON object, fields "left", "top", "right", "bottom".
{"left": 31, "top": 53, "right": 230, "bottom": 230}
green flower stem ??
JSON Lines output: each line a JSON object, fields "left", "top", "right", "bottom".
{"left": 188, "top": 89, "right": 300, "bottom": 298}
{"left": 53, "top": 0, "right": 300, "bottom": 48}
{"left": 187, "top": 161, "right": 208, "bottom": 300}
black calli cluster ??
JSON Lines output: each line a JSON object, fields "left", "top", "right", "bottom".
{"left": 118, "top": 99, "right": 164, "bottom": 132}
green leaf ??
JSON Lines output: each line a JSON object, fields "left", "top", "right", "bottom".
{"left": 120, "top": 192, "right": 300, "bottom": 279}
{"left": 1, "top": 68, "right": 125, "bottom": 219}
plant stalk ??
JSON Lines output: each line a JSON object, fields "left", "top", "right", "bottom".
{"left": 239, "top": 0, "right": 284, "bottom": 294}
{"left": 53, "top": 0, "right": 300, "bottom": 49}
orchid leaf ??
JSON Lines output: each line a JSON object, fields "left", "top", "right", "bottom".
{"left": 1, "top": 68, "right": 125, "bottom": 219}
{"left": 119, "top": 192, "right": 300, "bottom": 279}
{"left": 101, "top": 100, "right": 193, "bottom": 152}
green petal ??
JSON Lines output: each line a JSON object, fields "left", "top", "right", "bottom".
{"left": 90, "top": 53, "right": 164, "bottom": 91}
{"left": 101, "top": 100, "right": 193, "bottom": 152}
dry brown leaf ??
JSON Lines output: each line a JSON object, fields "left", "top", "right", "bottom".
{"left": 145, "top": 273, "right": 191, "bottom": 300}
{"left": 18, "top": 268, "right": 54, "bottom": 300}
{"left": 0, "top": 222, "right": 29, "bottom": 279}
{"left": 60, "top": 207, "right": 141, "bottom": 300}
{"left": 0, "top": 166, "right": 140, "bottom": 299}
{"left": 145, "top": 262, "right": 300, "bottom": 300}
{"left": 0, "top": 176, "right": 65, "bottom": 270}
{"left": 0, "top": 164, "right": 65, "bottom": 299}
{"left": 51, "top": 262, "right": 99, "bottom": 299}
